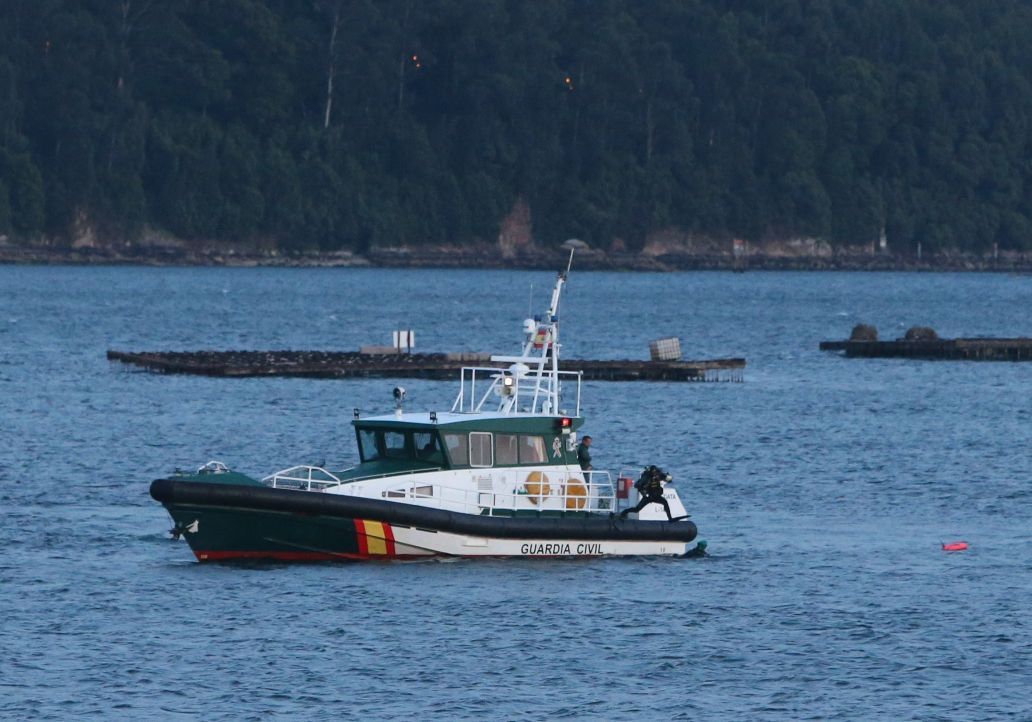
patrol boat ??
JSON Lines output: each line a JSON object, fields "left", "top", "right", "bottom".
{"left": 150, "top": 258, "right": 698, "bottom": 561}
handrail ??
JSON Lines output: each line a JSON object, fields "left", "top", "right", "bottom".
{"left": 320, "top": 466, "right": 444, "bottom": 491}
{"left": 197, "top": 460, "right": 230, "bottom": 474}
{"left": 262, "top": 465, "right": 342, "bottom": 491}
{"left": 263, "top": 463, "right": 617, "bottom": 517}
{"left": 362, "top": 469, "right": 617, "bottom": 516}
{"left": 262, "top": 465, "right": 445, "bottom": 491}
{"left": 451, "top": 365, "right": 583, "bottom": 415}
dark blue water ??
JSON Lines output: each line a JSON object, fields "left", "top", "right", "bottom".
{"left": 2, "top": 266, "right": 1030, "bottom": 720}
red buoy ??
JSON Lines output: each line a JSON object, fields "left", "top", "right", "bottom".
{"left": 942, "top": 541, "right": 969, "bottom": 552}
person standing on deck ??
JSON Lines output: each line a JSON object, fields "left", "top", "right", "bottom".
{"left": 577, "top": 435, "right": 593, "bottom": 471}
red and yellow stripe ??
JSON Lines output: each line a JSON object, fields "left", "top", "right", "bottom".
{"left": 354, "top": 519, "right": 396, "bottom": 558}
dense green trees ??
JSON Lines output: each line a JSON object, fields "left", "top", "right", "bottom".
{"left": 1, "top": 0, "right": 1031, "bottom": 252}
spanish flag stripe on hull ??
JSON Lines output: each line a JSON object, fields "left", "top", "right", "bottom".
{"left": 381, "top": 521, "right": 396, "bottom": 556}
{"left": 362, "top": 519, "right": 388, "bottom": 555}
{"left": 354, "top": 519, "right": 395, "bottom": 557}
{"left": 354, "top": 519, "right": 369, "bottom": 555}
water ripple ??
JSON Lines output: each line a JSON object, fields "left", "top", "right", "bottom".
{"left": 2, "top": 268, "right": 1031, "bottom": 719}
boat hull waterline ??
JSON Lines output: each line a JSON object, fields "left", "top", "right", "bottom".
{"left": 151, "top": 479, "right": 698, "bottom": 561}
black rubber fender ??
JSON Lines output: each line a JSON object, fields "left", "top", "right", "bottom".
{"left": 150, "top": 478, "right": 698, "bottom": 543}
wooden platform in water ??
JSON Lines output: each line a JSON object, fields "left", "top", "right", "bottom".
{"left": 107, "top": 350, "right": 746, "bottom": 382}
{"left": 819, "top": 338, "right": 1032, "bottom": 360}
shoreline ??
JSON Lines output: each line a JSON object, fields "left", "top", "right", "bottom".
{"left": 1, "top": 244, "right": 1029, "bottom": 272}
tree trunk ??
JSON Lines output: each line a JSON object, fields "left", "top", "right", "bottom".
{"left": 118, "top": 0, "right": 131, "bottom": 93}
{"left": 645, "top": 97, "right": 654, "bottom": 165}
{"left": 323, "top": 2, "right": 341, "bottom": 129}
{"left": 396, "top": 0, "right": 412, "bottom": 117}
{"left": 572, "top": 62, "right": 585, "bottom": 148}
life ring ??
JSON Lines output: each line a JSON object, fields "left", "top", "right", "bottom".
{"left": 564, "top": 477, "right": 588, "bottom": 510}
{"left": 524, "top": 471, "right": 551, "bottom": 504}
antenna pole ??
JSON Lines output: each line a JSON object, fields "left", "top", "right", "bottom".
{"left": 496, "top": 248, "right": 577, "bottom": 415}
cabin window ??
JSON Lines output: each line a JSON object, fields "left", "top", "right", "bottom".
{"left": 414, "top": 432, "right": 443, "bottom": 465}
{"left": 383, "top": 431, "right": 408, "bottom": 459}
{"left": 495, "top": 434, "right": 518, "bottom": 465}
{"left": 519, "top": 435, "right": 547, "bottom": 464}
{"left": 469, "top": 432, "right": 493, "bottom": 467}
{"left": 358, "top": 429, "right": 380, "bottom": 462}
{"left": 443, "top": 433, "right": 469, "bottom": 467}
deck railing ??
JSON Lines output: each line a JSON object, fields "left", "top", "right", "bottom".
{"left": 262, "top": 465, "right": 343, "bottom": 490}
{"left": 262, "top": 465, "right": 444, "bottom": 491}
{"left": 451, "top": 365, "right": 582, "bottom": 416}
{"left": 355, "top": 469, "right": 616, "bottom": 517}
{"left": 263, "top": 465, "right": 616, "bottom": 516}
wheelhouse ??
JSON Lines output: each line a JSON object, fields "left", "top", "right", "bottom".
{"left": 353, "top": 415, "right": 583, "bottom": 471}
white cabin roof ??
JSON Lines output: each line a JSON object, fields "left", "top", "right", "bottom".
{"left": 356, "top": 411, "right": 567, "bottom": 426}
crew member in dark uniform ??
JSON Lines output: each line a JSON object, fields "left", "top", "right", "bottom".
{"left": 576, "top": 435, "right": 593, "bottom": 471}
{"left": 620, "top": 465, "right": 679, "bottom": 521}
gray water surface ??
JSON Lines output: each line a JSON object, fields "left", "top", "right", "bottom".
{"left": 1, "top": 267, "right": 1030, "bottom": 720}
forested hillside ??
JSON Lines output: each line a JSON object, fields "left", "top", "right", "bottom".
{"left": 2, "top": 0, "right": 1031, "bottom": 253}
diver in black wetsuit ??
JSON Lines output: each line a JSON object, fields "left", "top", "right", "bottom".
{"left": 619, "top": 465, "right": 682, "bottom": 521}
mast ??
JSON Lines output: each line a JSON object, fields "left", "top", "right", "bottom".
{"left": 489, "top": 249, "right": 574, "bottom": 415}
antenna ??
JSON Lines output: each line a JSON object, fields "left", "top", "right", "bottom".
{"left": 481, "top": 241, "right": 583, "bottom": 416}
{"left": 558, "top": 238, "right": 587, "bottom": 279}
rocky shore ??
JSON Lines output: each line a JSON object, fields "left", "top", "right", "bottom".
{"left": 1, "top": 239, "right": 1030, "bottom": 272}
